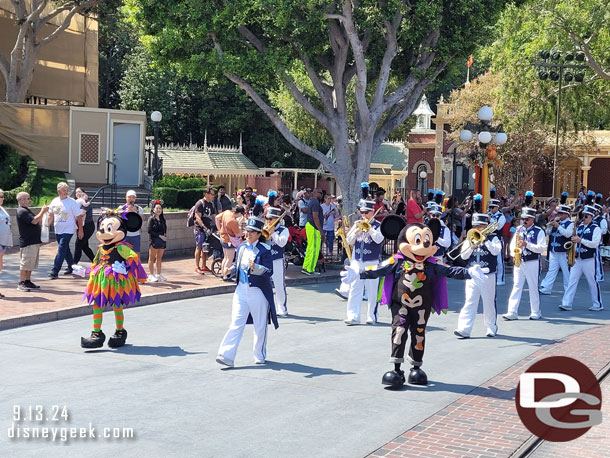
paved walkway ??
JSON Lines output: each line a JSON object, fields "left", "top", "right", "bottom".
{"left": 1, "top": 274, "right": 608, "bottom": 457}
{"left": 0, "top": 243, "right": 339, "bottom": 330}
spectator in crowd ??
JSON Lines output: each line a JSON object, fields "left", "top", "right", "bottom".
{"left": 302, "top": 188, "right": 325, "bottom": 275}
{"left": 542, "top": 197, "right": 558, "bottom": 223}
{"left": 235, "top": 193, "right": 246, "bottom": 211}
{"left": 214, "top": 185, "right": 232, "bottom": 212}
{"left": 298, "top": 188, "right": 312, "bottom": 228}
{"left": 577, "top": 186, "right": 586, "bottom": 205}
{"left": 280, "top": 195, "right": 294, "bottom": 227}
{"left": 373, "top": 189, "right": 389, "bottom": 222}
{"left": 406, "top": 189, "right": 426, "bottom": 224}
{"left": 194, "top": 187, "right": 216, "bottom": 274}
{"left": 216, "top": 205, "right": 245, "bottom": 280}
{"left": 392, "top": 192, "right": 406, "bottom": 216}
{"left": 446, "top": 196, "right": 465, "bottom": 238}
{"left": 122, "top": 190, "right": 144, "bottom": 252}
{"left": 147, "top": 201, "right": 168, "bottom": 282}
{"left": 48, "top": 182, "right": 83, "bottom": 279}
{"left": 15, "top": 192, "right": 48, "bottom": 292}
{"left": 243, "top": 186, "right": 256, "bottom": 209}
{"left": 321, "top": 194, "right": 338, "bottom": 256}
{"left": 0, "top": 189, "right": 12, "bottom": 298}
{"left": 73, "top": 188, "right": 95, "bottom": 264}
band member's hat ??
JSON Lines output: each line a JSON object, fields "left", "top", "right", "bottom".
{"left": 246, "top": 216, "right": 265, "bottom": 232}
{"left": 593, "top": 203, "right": 603, "bottom": 213}
{"left": 582, "top": 205, "right": 596, "bottom": 216}
{"left": 472, "top": 213, "right": 490, "bottom": 225}
{"left": 557, "top": 204, "right": 572, "bottom": 214}
{"left": 488, "top": 199, "right": 501, "bottom": 208}
{"left": 265, "top": 207, "right": 283, "bottom": 219}
{"left": 521, "top": 207, "right": 536, "bottom": 219}
{"left": 358, "top": 199, "right": 375, "bottom": 212}
{"left": 429, "top": 204, "right": 442, "bottom": 215}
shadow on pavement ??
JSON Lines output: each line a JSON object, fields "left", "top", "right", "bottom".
{"left": 391, "top": 381, "right": 514, "bottom": 400}
{"left": 231, "top": 361, "right": 356, "bottom": 378}
{"left": 282, "top": 315, "right": 342, "bottom": 324}
{"left": 86, "top": 344, "right": 205, "bottom": 357}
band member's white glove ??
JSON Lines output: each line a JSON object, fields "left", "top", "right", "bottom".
{"left": 71, "top": 264, "right": 87, "bottom": 277}
{"left": 468, "top": 265, "right": 489, "bottom": 285}
{"left": 340, "top": 265, "right": 359, "bottom": 284}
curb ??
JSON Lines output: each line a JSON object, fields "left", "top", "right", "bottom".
{"left": 0, "top": 274, "right": 341, "bottom": 332}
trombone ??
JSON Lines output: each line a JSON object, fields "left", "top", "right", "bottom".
{"left": 261, "top": 209, "right": 288, "bottom": 239}
{"left": 355, "top": 206, "right": 384, "bottom": 233}
{"left": 447, "top": 221, "right": 499, "bottom": 261}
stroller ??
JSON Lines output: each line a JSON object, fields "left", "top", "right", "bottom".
{"left": 204, "top": 231, "right": 224, "bottom": 276}
{"left": 286, "top": 226, "right": 326, "bottom": 272}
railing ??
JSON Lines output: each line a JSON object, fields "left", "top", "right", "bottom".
{"left": 89, "top": 183, "right": 118, "bottom": 208}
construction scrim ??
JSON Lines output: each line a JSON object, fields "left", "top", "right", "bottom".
{"left": 0, "top": 103, "right": 69, "bottom": 170}
{"left": 0, "top": 1, "right": 98, "bottom": 106}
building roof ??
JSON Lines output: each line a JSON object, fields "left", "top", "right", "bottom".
{"left": 413, "top": 94, "right": 435, "bottom": 116}
{"left": 371, "top": 142, "right": 408, "bottom": 171}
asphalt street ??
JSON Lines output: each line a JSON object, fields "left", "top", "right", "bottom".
{"left": 1, "top": 275, "right": 608, "bottom": 458}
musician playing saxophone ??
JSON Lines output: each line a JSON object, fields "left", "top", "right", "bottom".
{"left": 343, "top": 199, "right": 385, "bottom": 325}
{"left": 503, "top": 193, "right": 547, "bottom": 321}
{"left": 264, "top": 192, "right": 291, "bottom": 317}
{"left": 539, "top": 194, "right": 573, "bottom": 295}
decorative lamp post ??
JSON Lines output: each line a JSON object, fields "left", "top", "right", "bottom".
{"left": 459, "top": 106, "right": 506, "bottom": 207}
{"left": 419, "top": 170, "right": 428, "bottom": 197}
{"left": 151, "top": 111, "right": 162, "bottom": 182}
{"left": 533, "top": 50, "right": 587, "bottom": 196}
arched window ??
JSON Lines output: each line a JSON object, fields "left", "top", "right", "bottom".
{"left": 417, "top": 163, "right": 428, "bottom": 197}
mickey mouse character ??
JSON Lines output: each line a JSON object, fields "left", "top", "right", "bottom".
{"left": 341, "top": 219, "right": 487, "bottom": 389}
{"left": 80, "top": 208, "right": 147, "bottom": 349}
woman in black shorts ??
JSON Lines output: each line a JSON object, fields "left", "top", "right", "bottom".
{"left": 148, "top": 201, "right": 168, "bottom": 282}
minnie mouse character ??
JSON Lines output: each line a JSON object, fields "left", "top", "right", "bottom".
{"left": 80, "top": 208, "right": 147, "bottom": 349}
{"left": 341, "top": 219, "right": 488, "bottom": 389}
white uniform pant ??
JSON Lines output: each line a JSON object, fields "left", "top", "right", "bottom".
{"left": 596, "top": 250, "right": 604, "bottom": 282}
{"left": 272, "top": 258, "right": 287, "bottom": 314}
{"left": 457, "top": 273, "right": 497, "bottom": 335}
{"left": 539, "top": 251, "right": 569, "bottom": 293}
{"left": 507, "top": 260, "right": 540, "bottom": 316}
{"left": 562, "top": 258, "right": 602, "bottom": 309}
{"left": 346, "top": 259, "right": 379, "bottom": 322}
{"left": 497, "top": 240, "right": 505, "bottom": 284}
{"left": 218, "top": 283, "right": 269, "bottom": 363}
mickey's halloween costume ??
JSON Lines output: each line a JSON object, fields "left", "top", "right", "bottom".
{"left": 341, "top": 219, "right": 488, "bottom": 389}
{"left": 81, "top": 209, "right": 147, "bottom": 348}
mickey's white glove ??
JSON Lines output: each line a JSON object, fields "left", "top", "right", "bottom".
{"left": 468, "top": 265, "right": 489, "bottom": 285}
{"left": 71, "top": 264, "right": 86, "bottom": 277}
{"left": 111, "top": 261, "right": 128, "bottom": 275}
{"left": 340, "top": 265, "right": 359, "bottom": 285}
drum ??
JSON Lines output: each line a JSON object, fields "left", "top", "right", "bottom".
{"left": 380, "top": 214, "right": 406, "bottom": 240}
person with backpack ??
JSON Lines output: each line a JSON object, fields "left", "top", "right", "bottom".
{"left": 188, "top": 187, "right": 216, "bottom": 274}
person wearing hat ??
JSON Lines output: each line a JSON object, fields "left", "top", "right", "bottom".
{"left": 488, "top": 188, "right": 507, "bottom": 285}
{"left": 343, "top": 198, "right": 385, "bottom": 325}
{"left": 539, "top": 192, "right": 574, "bottom": 295}
{"left": 455, "top": 194, "right": 502, "bottom": 338}
{"left": 122, "top": 190, "right": 144, "bottom": 253}
{"left": 503, "top": 191, "right": 546, "bottom": 320}
{"left": 560, "top": 205, "right": 603, "bottom": 312}
{"left": 428, "top": 203, "right": 450, "bottom": 263}
{"left": 264, "top": 191, "right": 291, "bottom": 317}
{"left": 593, "top": 193, "right": 607, "bottom": 282}
{"left": 216, "top": 198, "right": 279, "bottom": 367}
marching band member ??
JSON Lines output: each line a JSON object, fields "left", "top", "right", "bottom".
{"left": 429, "top": 201, "right": 450, "bottom": 263}
{"left": 344, "top": 199, "right": 384, "bottom": 325}
{"left": 488, "top": 188, "right": 506, "bottom": 285}
{"left": 455, "top": 194, "right": 501, "bottom": 338}
{"left": 265, "top": 191, "right": 290, "bottom": 317}
{"left": 594, "top": 193, "right": 607, "bottom": 282}
{"left": 216, "top": 199, "right": 278, "bottom": 367}
{"left": 560, "top": 204, "right": 604, "bottom": 311}
{"left": 539, "top": 192, "right": 573, "bottom": 295}
{"left": 503, "top": 191, "right": 546, "bottom": 321}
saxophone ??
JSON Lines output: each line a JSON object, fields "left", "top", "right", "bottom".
{"left": 336, "top": 216, "right": 352, "bottom": 262}
{"left": 513, "top": 227, "right": 522, "bottom": 267}
{"left": 567, "top": 218, "right": 577, "bottom": 267}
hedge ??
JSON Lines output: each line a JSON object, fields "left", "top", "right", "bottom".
{"left": 3, "top": 160, "right": 39, "bottom": 205}
{"left": 177, "top": 188, "right": 205, "bottom": 208}
{"left": 152, "top": 187, "right": 179, "bottom": 207}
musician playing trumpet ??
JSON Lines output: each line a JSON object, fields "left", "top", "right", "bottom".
{"left": 503, "top": 192, "right": 546, "bottom": 321}
{"left": 455, "top": 195, "right": 502, "bottom": 338}
{"left": 539, "top": 193, "right": 573, "bottom": 295}
{"left": 343, "top": 199, "right": 385, "bottom": 325}
{"left": 264, "top": 192, "right": 290, "bottom": 317}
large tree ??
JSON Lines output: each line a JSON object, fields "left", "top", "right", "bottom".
{"left": 0, "top": 0, "right": 99, "bottom": 103}
{"left": 129, "top": 0, "right": 507, "bottom": 212}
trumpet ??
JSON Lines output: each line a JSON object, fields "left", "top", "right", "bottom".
{"left": 447, "top": 221, "right": 498, "bottom": 261}
{"left": 356, "top": 206, "right": 383, "bottom": 232}
{"left": 261, "top": 210, "right": 287, "bottom": 239}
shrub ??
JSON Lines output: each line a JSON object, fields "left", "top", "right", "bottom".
{"left": 3, "top": 160, "right": 39, "bottom": 205}
{"left": 155, "top": 175, "right": 206, "bottom": 190}
{"left": 177, "top": 188, "right": 205, "bottom": 207}
{"left": 152, "top": 187, "right": 178, "bottom": 207}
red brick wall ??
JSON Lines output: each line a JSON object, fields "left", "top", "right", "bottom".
{"left": 407, "top": 148, "right": 435, "bottom": 191}
{"left": 588, "top": 157, "right": 610, "bottom": 197}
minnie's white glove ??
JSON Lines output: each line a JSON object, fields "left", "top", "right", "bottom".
{"left": 111, "top": 261, "right": 128, "bottom": 275}
{"left": 71, "top": 264, "right": 86, "bottom": 277}
{"left": 468, "top": 265, "right": 489, "bottom": 285}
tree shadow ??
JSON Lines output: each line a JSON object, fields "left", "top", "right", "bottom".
{"left": 408, "top": 380, "right": 515, "bottom": 400}
{"left": 85, "top": 344, "right": 205, "bottom": 357}
{"left": 280, "top": 315, "right": 341, "bottom": 324}
{"left": 1, "top": 296, "right": 52, "bottom": 303}
{"left": 231, "top": 361, "right": 356, "bottom": 378}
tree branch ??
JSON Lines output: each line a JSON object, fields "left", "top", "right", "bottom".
{"left": 297, "top": 48, "right": 335, "bottom": 115}
{"left": 281, "top": 73, "right": 333, "bottom": 130}
{"left": 567, "top": 30, "right": 609, "bottom": 80}
{"left": 38, "top": 1, "right": 98, "bottom": 48}
{"left": 237, "top": 25, "right": 266, "bottom": 53}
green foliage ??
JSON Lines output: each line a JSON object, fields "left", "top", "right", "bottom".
{"left": 3, "top": 160, "right": 39, "bottom": 206}
{"left": 151, "top": 187, "right": 178, "bottom": 207}
{"left": 176, "top": 188, "right": 205, "bottom": 207}
{"left": 155, "top": 175, "right": 206, "bottom": 189}
{"left": 0, "top": 145, "right": 29, "bottom": 191}
{"left": 28, "top": 169, "right": 67, "bottom": 207}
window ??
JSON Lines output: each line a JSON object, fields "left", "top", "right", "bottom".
{"left": 79, "top": 133, "right": 100, "bottom": 164}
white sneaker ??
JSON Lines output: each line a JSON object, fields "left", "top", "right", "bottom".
{"left": 216, "top": 355, "right": 234, "bottom": 367}
{"left": 453, "top": 329, "right": 470, "bottom": 339}
{"left": 502, "top": 312, "right": 518, "bottom": 321}
{"left": 344, "top": 319, "right": 360, "bottom": 326}
{"left": 559, "top": 305, "right": 572, "bottom": 311}
{"left": 157, "top": 274, "right": 167, "bottom": 282}
{"left": 148, "top": 274, "right": 158, "bottom": 283}
{"left": 588, "top": 305, "right": 604, "bottom": 311}
{"left": 254, "top": 359, "right": 266, "bottom": 364}
{"left": 538, "top": 289, "right": 551, "bottom": 295}
{"left": 277, "top": 311, "right": 288, "bottom": 317}
{"left": 486, "top": 328, "right": 497, "bottom": 337}
{"left": 529, "top": 313, "right": 542, "bottom": 320}
{"left": 366, "top": 319, "right": 377, "bottom": 325}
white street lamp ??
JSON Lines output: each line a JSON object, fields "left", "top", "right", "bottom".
{"left": 151, "top": 111, "right": 162, "bottom": 123}
{"left": 478, "top": 131, "right": 492, "bottom": 144}
{"left": 419, "top": 170, "right": 428, "bottom": 179}
{"left": 460, "top": 129, "right": 473, "bottom": 142}
{"left": 150, "top": 111, "right": 163, "bottom": 182}
{"left": 494, "top": 132, "right": 507, "bottom": 145}
{"left": 478, "top": 106, "right": 493, "bottom": 122}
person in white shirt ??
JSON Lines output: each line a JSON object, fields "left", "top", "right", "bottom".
{"left": 48, "top": 182, "right": 83, "bottom": 279}
{"left": 321, "top": 194, "right": 338, "bottom": 257}
{"left": 122, "top": 190, "right": 145, "bottom": 253}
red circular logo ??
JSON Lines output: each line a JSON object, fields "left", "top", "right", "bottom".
{"left": 515, "top": 356, "right": 602, "bottom": 442}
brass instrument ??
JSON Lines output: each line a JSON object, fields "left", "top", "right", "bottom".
{"left": 356, "top": 206, "right": 383, "bottom": 233}
{"left": 261, "top": 210, "right": 288, "bottom": 239}
{"left": 567, "top": 217, "right": 577, "bottom": 267}
{"left": 336, "top": 215, "right": 352, "bottom": 261}
{"left": 447, "top": 221, "right": 498, "bottom": 261}
{"left": 514, "top": 227, "right": 522, "bottom": 268}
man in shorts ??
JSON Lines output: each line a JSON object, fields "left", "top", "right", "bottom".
{"left": 194, "top": 187, "right": 217, "bottom": 274}
{"left": 16, "top": 192, "right": 48, "bottom": 291}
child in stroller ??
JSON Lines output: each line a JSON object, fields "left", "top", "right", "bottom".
{"left": 204, "top": 232, "right": 224, "bottom": 276}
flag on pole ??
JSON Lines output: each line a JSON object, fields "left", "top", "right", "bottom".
{"left": 465, "top": 55, "right": 473, "bottom": 85}
{"left": 467, "top": 55, "right": 473, "bottom": 67}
